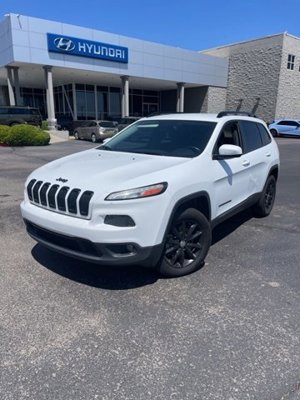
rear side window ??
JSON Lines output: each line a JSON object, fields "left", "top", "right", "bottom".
{"left": 239, "top": 120, "right": 263, "bottom": 153}
{"left": 256, "top": 123, "right": 272, "bottom": 146}
{"left": 0, "top": 108, "right": 9, "bottom": 114}
{"left": 278, "top": 120, "right": 298, "bottom": 126}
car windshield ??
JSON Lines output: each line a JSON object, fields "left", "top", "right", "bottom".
{"left": 97, "top": 119, "right": 216, "bottom": 158}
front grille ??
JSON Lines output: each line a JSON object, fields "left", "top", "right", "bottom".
{"left": 26, "top": 179, "right": 94, "bottom": 219}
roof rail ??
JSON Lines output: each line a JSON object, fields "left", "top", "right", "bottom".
{"left": 217, "top": 111, "right": 257, "bottom": 118}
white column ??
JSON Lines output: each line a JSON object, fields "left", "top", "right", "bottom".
{"left": 13, "top": 67, "right": 22, "bottom": 105}
{"left": 6, "top": 66, "right": 15, "bottom": 106}
{"left": 43, "top": 66, "right": 57, "bottom": 130}
{"left": 94, "top": 85, "right": 98, "bottom": 119}
{"left": 176, "top": 82, "right": 185, "bottom": 112}
{"left": 72, "top": 83, "right": 77, "bottom": 120}
{"left": 121, "top": 75, "right": 129, "bottom": 117}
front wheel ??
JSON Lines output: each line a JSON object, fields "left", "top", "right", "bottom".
{"left": 91, "top": 133, "right": 97, "bottom": 143}
{"left": 158, "top": 208, "right": 211, "bottom": 278}
{"left": 74, "top": 131, "right": 79, "bottom": 140}
{"left": 253, "top": 175, "right": 276, "bottom": 217}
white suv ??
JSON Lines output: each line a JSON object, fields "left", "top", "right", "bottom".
{"left": 21, "top": 112, "right": 280, "bottom": 277}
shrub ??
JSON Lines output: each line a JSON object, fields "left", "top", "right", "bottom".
{"left": 0, "top": 125, "right": 10, "bottom": 144}
{"left": 41, "top": 120, "right": 48, "bottom": 131}
{"left": 3, "top": 124, "right": 50, "bottom": 146}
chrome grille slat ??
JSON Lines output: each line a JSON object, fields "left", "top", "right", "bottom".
{"left": 26, "top": 180, "right": 93, "bottom": 220}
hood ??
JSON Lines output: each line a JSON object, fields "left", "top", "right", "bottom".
{"left": 28, "top": 148, "right": 189, "bottom": 195}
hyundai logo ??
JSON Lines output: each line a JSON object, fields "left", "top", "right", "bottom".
{"left": 54, "top": 37, "right": 75, "bottom": 52}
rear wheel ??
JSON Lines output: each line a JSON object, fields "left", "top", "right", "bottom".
{"left": 253, "top": 175, "right": 276, "bottom": 217}
{"left": 158, "top": 208, "right": 211, "bottom": 277}
{"left": 270, "top": 129, "right": 278, "bottom": 137}
{"left": 91, "top": 133, "right": 97, "bottom": 143}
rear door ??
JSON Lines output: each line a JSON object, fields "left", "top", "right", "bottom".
{"left": 238, "top": 120, "right": 271, "bottom": 194}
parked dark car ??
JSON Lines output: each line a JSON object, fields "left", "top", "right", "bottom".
{"left": 56, "top": 114, "right": 74, "bottom": 132}
{"left": 108, "top": 116, "right": 140, "bottom": 131}
{"left": 0, "top": 106, "right": 42, "bottom": 127}
{"left": 116, "top": 116, "right": 140, "bottom": 131}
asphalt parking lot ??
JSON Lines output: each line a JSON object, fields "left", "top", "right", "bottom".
{"left": 0, "top": 138, "right": 299, "bottom": 400}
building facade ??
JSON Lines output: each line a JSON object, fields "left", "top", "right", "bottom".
{"left": 0, "top": 14, "right": 228, "bottom": 129}
{"left": 202, "top": 33, "right": 300, "bottom": 123}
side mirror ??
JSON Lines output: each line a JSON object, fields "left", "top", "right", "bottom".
{"left": 215, "top": 144, "right": 243, "bottom": 159}
{"left": 103, "top": 137, "right": 111, "bottom": 144}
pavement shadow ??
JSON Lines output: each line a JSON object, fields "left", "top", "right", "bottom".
{"left": 212, "top": 208, "right": 253, "bottom": 245}
{"left": 31, "top": 245, "right": 159, "bottom": 290}
{"left": 31, "top": 209, "right": 253, "bottom": 289}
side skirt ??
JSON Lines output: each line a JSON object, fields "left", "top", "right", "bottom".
{"left": 211, "top": 192, "right": 261, "bottom": 229}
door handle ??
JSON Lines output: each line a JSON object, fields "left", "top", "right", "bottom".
{"left": 266, "top": 152, "right": 271, "bottom": 157}
{"left": 242, "top": 160, "right": 250, "bottom": 167}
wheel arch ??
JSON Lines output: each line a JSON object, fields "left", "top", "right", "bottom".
{"left": 268, "top": 165, "right": 279, "bottom": 181}
{"left": 161, "top": 191, "right": 211, "bottom": 243}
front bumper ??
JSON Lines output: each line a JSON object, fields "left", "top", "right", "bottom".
{"left": 24, "top": 219, "right": 163, "bottom": 267}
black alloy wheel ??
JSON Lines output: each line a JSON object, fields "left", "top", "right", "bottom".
{"left": 158, "top": 208, "right": 211, "bottom": 277}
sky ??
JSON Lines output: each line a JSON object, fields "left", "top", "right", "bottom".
{"left": 1, "top": 0, "right": 300, "bottom": 50}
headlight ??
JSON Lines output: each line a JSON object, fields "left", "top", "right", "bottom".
{"left": 105, "top": 182, "right": 168, "bottom": 201}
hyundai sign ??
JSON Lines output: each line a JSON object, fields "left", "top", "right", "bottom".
{"left": 47, "top": 33, "right": 128, "bottom": 63}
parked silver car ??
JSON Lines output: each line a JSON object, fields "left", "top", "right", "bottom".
{"left": 74, "top": 120, "right": 118, "bottom": 143}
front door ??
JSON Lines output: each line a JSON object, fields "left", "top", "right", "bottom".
{"left": 211, "top": 121, "right": 251, "bottom": 219}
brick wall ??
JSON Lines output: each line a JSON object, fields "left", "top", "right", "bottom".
{"left": 276, "top": 34, "right": 300, "bottom": 119}
{"left": 202, "top": 35, "right": 284, "bottom": 122}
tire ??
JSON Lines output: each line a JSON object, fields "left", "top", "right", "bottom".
{"left": 91, "top": 133, "right": 97, "bottom": 143}
{"left": 158, "top": 208, "right": 211, "bottom": 278}
{"left": 270, "top": 129, "right": 279, "bottom": 137}
{"left": 74, "top": 131, "right": 79, "bottom": 140}
{"left": 253, "top": 175, "right": 276, "bottom": 218}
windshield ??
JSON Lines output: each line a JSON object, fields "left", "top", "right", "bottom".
{"left": 97, "top": 119, "right": 216, "bottom": 158}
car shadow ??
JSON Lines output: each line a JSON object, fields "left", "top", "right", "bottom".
{"left": 212, "top": 208, "right": 253, "bottom": 245}
{"left": 31, "top": 245, "right": 159, "bottom": 290}
{"left": 31, "top": 208, "right": 254, "bottom": 289}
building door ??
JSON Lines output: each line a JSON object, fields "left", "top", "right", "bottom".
{"left": 142, "top": 103, "right": 158, "bottom": 116}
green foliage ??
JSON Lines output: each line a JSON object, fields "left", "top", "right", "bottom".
{"left": 41, "top": 120, "right": 48, "bottom": 131}
{"left": 0, "top": 125, "right": 10, "bottom": 144}
{"left": 0, "top": 124, "right": 50, "bottom": 146}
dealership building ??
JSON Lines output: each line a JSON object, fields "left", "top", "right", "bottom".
{"left": 0, "top": 14, "right": 228, "bottom": 129}
{"left": 202, "top": 32, "right": 300, "bottom": 123}
{"left": 1, "top": 14, "right": 299, "bottom": 129}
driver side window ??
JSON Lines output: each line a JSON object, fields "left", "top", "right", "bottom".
{"left": 216, "top": 121, "right": 241, "bottom": 149}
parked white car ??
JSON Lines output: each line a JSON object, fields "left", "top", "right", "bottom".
{"left": 21, "top": 112, "right": 280, "bottom": 277}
